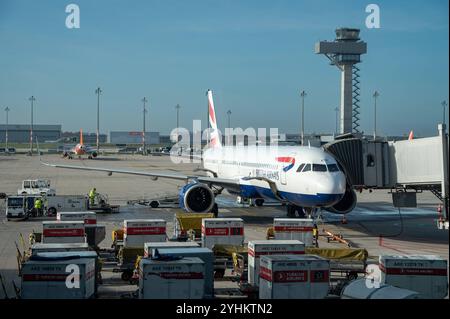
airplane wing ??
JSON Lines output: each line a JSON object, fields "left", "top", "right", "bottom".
{"left": 40, "top": 159, "right": 240, "bottom": 189}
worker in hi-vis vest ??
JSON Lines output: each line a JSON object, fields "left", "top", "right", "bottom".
{"left": 34, "top": 198, "right": 43, "bottom": 217}
{"left": 89, "top": 188, "right": 97, "bottom": 206}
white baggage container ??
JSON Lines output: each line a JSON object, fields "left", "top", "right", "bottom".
{"left": 153, "top": 247, "right": 214, "bottom": 297}
{"left": 123, "top": 219, "right": 166, "bottom": 247}
{"left": 31, "top": 243, "right": 90, "bottom": 256}
{"left": 201, "top": 218, "right": 244, "bottom": 249}
{"left": 139, "top": 257, "right": 205, "bottom": 299}
{"left": 248, "top": 240, "right": 305, "bottom": 287}
{"left": 31, "top": 251, "right": 100, "bottom": 294}
{"left": 341, "top": 278, "right": 421, "bottom": 299}
{"left": 42, "top": 221, "right": 86, "bottom": 244}
{"left": 144, "top": 241, "right": 199, "bottom": 257}
{"left": 259, "top": 255, "right": 330, "bottom": 299}
{"left": 21, "top": 257, "right": 95, "bottom": 299}
{"left": 273, "top": 218, "right": 314, "bottom": 246}
{"left": 379, "top": 255, "right": 448, "bottom": 299}
{"left": 57, "top": 211, "right": 97, "bottom": 225}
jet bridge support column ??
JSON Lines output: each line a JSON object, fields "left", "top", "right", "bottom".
{"left": 438, "top": 124, "right": 449, "bottom": 228}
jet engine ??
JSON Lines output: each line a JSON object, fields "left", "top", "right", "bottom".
{"left": 325, "top": 185, "right": 357, "bottom": 214}
{"left": 179, "top": 182, "right": 215, "bottom": 213}
{"left": 92, "top": 152, "right": 98, "bottom": 158}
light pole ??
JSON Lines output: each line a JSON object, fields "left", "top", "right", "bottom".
{"left": 227, "top": 110, "right": 232, "bottom": 146}
{"left": 29, "top": 96, "right": 35, "bottom": 154}
{"left": 300, "top": 90, "right": 307, "bottom": 145}
{"left": 334, "top": 107, "right": 339, "bottom": 135}
{"left": 95, "top": 87, "right": 102, "bottom": 153}
{"left": 373, "top": 91, "right": 380, "bottom": 140}
{"left": 142, "top": 97, "right": 148, "bottom": 154}
{"left": 4, "top": 107, "right": 10, "bottom": 149}
{"left": 442, "top": 101, "right": 448, "bottom": 127}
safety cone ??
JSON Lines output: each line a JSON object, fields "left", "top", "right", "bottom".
{"left": 341, "top": 215, "right": 347, "bottom": 224}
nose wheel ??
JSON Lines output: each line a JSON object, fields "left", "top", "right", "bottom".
{"left": 286, "top": 204, "right": 306, "bottom": 218}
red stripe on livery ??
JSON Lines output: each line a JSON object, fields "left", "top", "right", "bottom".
{"left": 379, "top": 264, "right": 447, "bottom": 276}
{"left": 154, "top": 272, "right": 204, "bottom": 279}
{"left": 23, "top": 274, "right": 68, "bottom": 282}
{"left": 202, "top": 227, "right": 244, "bottom": 236}
{"left": 125, "top": 227, "right": 166, "bottom": 235}
{"left": 274, "top": 226, "right": 313, "bottom": 232}
{"left": 43, "top": 229, "right": 85, "bottom": 237}
{"left": 248, "top": 250, "right": 305, "bottom": 257}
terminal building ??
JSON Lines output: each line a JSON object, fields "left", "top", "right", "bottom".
{"left": 110, "top": 131, "right": 160, "bottom": 145}
{"left": 0, "top": 124, "right": 61, "bottom": 143}
{"left": 62, "top": 131, "right": 108, "bottom": 144}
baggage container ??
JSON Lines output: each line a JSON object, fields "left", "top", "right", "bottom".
{"left": 21, "top": 257, "right": 95, "bottom": 299}
{"left": 259, "top": 255, "right": 330, "bottom": 299}
{"left": 379, "top": 255, "right": 448, "bottom": 299}
{"left": 57, "top": 211, "right": 97, "bottom": 225}
{"left": 341, "top": 278, "right": 421, "bottom": 299}
{"left": 42, "top": 221, "right": 86, "bottom": 244}
{"left": 273, "top": 218, "right": 314, "bottom": 246}
{"left": 31, "top": 251, "right": 100, "bottom": 295}
{"left": 144, "top": 241, "right": 199, "bottom": 257}
{"left": 139, "top": 257, "right": 205, "bottom": 299}
{"left": 248, "top": 240, "right": 305, "bottom": 287}
{"left": 123, "top": 219, "right": 166, "bottom": 247}
{"left": 152, "top": 247, "right": 214, "bottom": 297}
{"left": 201, "top": 218, "right": 244, "bottom": 249}
{"left": 31, "top": 243, "right": 90, "bottom": 255}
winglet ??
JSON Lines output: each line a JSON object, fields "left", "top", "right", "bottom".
{"left": 408, "top": 130, "right": 414, "bottom": 140}
{"left": 207, "top": 89, "right": 222, "bottom": 149}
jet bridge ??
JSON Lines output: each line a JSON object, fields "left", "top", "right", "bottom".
{"left": 324, "top": 124, "right": 449, "bottom": 230}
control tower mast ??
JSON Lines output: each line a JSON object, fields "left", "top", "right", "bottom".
{"left": 315, "top": 28, "right": 367, "bottom": 134}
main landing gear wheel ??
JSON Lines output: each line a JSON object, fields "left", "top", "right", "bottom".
{"left": 286, "top": 204, "right": 306, "bottom": 218}
{"left": 254, "top": 199, "right": 264, "bottom": 207}
{"left": 211, "top": 203, "right": 219, "bottom": 218}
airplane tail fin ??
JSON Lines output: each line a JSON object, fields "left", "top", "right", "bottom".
{"left": 80, "top": 129, "right": 83, "bottom": 145}
{"left": 207, "top": 89, "right": 222, "bottom": 149}
{"left": 408, "top": 130, "right": 414, "bottom": 140}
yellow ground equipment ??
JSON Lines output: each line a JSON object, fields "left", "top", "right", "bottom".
{"left": 305, "top": 247, "right": 369, "bottom": 280}
{"left": 114, "top": 246, "right": 144, "bottom": 282}
{"left": 212, "top": 244, "right": 248, "bottom": 279}
{"left": 265, "top": 227, "right": 274, "bottom": 240}
{"left": 174, "top": 213, "right": 214, "bottom": 240}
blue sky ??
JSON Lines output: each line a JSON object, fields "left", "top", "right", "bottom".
{"left": 0, "top": 0, "right": 448, "bottom": 137}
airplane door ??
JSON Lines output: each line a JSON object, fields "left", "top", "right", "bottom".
{"left": 280, "top": 153, "right": 295, "bottom": 185}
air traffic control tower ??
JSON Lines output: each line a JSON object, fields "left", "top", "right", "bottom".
{"left": 315, "top": 28, "right": 367, "bottom": 134}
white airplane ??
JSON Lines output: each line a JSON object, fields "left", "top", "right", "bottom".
{"left": 62, "top": 129, "right": 99, "bottom": 159}
{"left": 41, "top": 90, "right": 356, "bottom": 217}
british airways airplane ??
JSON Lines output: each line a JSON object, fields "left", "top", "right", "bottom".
{"left": 41, "top": 90, "right": 357, "bottom": 217}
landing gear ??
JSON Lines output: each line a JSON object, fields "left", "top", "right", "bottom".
{"left": 88, "top": 155, "right": 93, "bottom": 159}
{"left": 286, "top": 204, "right": 306, "bottom": 218}
{"left": 211, "top": 203, "right": 219, "bottom": 217}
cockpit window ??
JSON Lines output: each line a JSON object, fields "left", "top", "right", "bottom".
{"left": 312, "top": 164, "right": 327, "bottom": 172}
{"left": 302, "top": 164, "right": 311, "bottom": 172}
{"left": 327, "top": 164, "right": 340, "bottom": 172}
{"left": 296, "top": 164, "right": 305, "bottom": 172}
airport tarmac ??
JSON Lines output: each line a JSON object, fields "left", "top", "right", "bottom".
{"left": 0, "top": 153, "right": 448, "bottom": 298}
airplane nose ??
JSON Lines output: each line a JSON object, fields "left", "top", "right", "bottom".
{"left": 316, "top": 174, "right": 344, "bottom": 193}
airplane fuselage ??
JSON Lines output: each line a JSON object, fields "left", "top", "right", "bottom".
{"left": 203, "top": 145, "right": 346, "bottom": 208}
